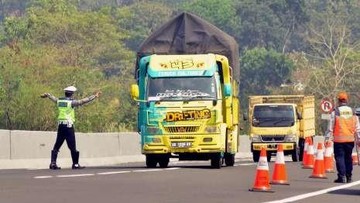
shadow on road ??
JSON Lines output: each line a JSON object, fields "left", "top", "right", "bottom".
{"left": 328, "top": 189, "right": 360, "bottom": 196}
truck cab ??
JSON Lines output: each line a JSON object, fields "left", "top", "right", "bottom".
{"left": 248, "top": 95, "right": 315, "bottom": 162}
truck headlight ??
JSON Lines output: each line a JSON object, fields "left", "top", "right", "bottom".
{"left": 146, "top": 126, "right": 161, "bottom": 134}
{"left": 205, "top": 126, "right": 219, "bottom": 133}
{"left": 284, "top": 134, "right": 297, "bottom": 142}
{"left": 251, "top": 135, "right": 261, "bottom": 142}
{"left": 152, "top": 137, "right": 162, "bottom": 143}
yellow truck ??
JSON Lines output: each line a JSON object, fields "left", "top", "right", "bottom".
{"left": 130, "top": 12, "right": 240, "bottom": 168}
{"left": 248, "top": 95, "right": 315, "bottom": 162}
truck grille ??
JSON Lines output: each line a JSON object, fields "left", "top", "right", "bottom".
{"left": 164, "top": 126, "right": 200, "bottom": 133}
{"left": 260, "top": 135, "right": 285, "bottom": 142}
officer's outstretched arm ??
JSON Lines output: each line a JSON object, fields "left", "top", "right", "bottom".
{"left": 72, "top": 91, "right": 101, "bottom": 107}
{"left": 40, "top": 93, "right": 58, "bottom": 103}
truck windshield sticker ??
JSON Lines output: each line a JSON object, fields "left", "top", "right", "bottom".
{"left": 156, "top": 70, "right": 206, "bottom": 77}
{"left": 157, "top": 90, "right": 211, "bottom": 98}
{"left": 160, "top": 58, "right": 203, "bottom": 69}
{"left": 165, "top": 109, "right": 211, "bottom": 122}
{"left": 148, "top": 77, "right": 217, "bottom": 100}
{"left": 150, "top": 55, "right": 211, "bottom": 70}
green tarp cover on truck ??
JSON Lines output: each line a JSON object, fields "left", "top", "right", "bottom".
{"left": 136, "top": 12, "right": 240, "bottom": 81}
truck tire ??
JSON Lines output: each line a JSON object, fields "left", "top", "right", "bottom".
{"left": 211, "top": 153, "right": 222, "bottom": 169}
{"left": 267, "top": 151, "right": 272, "bottom": 162}
{"left": 146, "top": 155, "right": 157, "bottom": 168}
{"left": 252, "top": 151, "right": 260, "bottom": 162}
{"left": 224, "top": 154, "right": 235, "bottom": 166}
{"left": 159, "top": 156, "right": 170, "bottom": 168}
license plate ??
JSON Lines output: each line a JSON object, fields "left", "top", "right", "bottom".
{"left": 268, "top": 144, "right": 277, "bottom": 149}
{"left": 171, "top": 142, "right": 192, "bottom": 148}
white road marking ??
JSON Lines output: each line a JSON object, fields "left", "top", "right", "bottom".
{"left": 57, "top": 174, "right": 95, "bottom": 178}
{"left": 33, "top": 161, "right": 245, "bottom": 179}
{"left": 97, "top": 171, "right": 131, "bottom": 175}
{"left": 34, "top": 176, "right": 53, "bottom": 179}
{"left": 263, "top": 180, "right": 360, "bottom": 203}
{"left": 235, "top": 163, "right": 256, "bottom": 166}
{"left": 33, "top": 167, "right": 181, "bottom": 179}
{"left": 164, "top": 167, "right": 180, "bottom": 170}
{"left": 133, "top": 169, "right": 164, "bottom": 173}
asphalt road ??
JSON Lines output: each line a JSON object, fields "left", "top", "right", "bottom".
{"left": 0, "top": 157, "right": 359, "bottom": 203}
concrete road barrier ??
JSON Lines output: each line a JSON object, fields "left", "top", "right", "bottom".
{"left": 1, "top": 130, "right": 324, "bottom": 169}
{"left": 0, "top": 130, "right": 144, "bottom": 169}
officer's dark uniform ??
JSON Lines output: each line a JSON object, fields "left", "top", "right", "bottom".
{"left": 42, "top": 86, "right": 100, "bottom": 170}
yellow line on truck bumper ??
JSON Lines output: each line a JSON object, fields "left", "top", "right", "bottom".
{"left": 252, "top": 143, "right": 295, "bottom": 151}
{"left": 143, "top": 145, "right": 222, "bottom": 154}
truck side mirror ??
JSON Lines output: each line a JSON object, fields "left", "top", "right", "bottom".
{"left": 243, "top": 112, "right": 248, "bottom": 121}
{"left": 223, "top": 84, "right": 231, "bottom": 97}
{"left": 356, "top": 108, "right": 360, "bottom": 116}
{"left": 130, "top": 84, "right": 139, "bottom": 100}
{"left": 297, "top": 111, "right": 303, "bottom": 120}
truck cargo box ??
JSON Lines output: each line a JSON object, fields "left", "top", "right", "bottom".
{"left": 136, "top": 12, "right": 240, "bottom": 82}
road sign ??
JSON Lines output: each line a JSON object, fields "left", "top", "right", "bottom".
{"left": 320, "top": 98, "right": 334, "bottom": 113}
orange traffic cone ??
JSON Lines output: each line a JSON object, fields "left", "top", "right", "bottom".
{"left": 324, "top": 141, "right": 335, "bottom": 173}
{"left": 249, "top": 147, "right": 274, "bottom": 192}
{"left": 302, "top": 137, "right": 310, "bottom": 166}
{"left": 302, "top": 138, "right": 315, "bottom": 169}
{"left": 309, "top": 143, "right": 327, "bottom": 179}
{"left": 271, "top": 144, "right": 289, "bottom": 185}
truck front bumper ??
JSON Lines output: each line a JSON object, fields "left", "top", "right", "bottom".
{"left": 142, "top": 134, "right": 225, "bottom": 154}
{"left": 142, "top": 145, "right": 223, "bottom": 154}
{"left": 251, "top": 142, "right": 296, "bottom": 152}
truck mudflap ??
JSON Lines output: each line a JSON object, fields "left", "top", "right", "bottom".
{"left": 251, "top": 142, "right": 295, "bottom": 152}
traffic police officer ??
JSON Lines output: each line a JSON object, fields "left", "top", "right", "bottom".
{"left": 326, "top": 91, "right": 360, "bottom": 183}
{"left": 41, "top": 86, "right": 101, "bottom": 170}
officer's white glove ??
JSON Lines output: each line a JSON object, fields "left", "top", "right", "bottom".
{"left": 40, "top": 93, "right": 49, "bottom": 98}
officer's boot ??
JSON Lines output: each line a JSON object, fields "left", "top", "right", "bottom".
{"left": 49, "top": 150, "right": 61, "bottom": 170}
{"left": 334, "top": 175, "right": 346, "bottom": 183}
{"left": 71, "top": 151, "right": 85, "bottom": 169}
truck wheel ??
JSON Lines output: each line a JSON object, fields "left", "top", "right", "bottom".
{"left": 211, "top": 153, "right": 222, "bottom": 169}
{"left": 267, "top": 151, "right": 271, "bottom": 162}
{"left": 159, "top": 156, "right": 170, "bottom": 168}
{"left": 146, "top": 155, "right": 157, "bottom": 168}
{"left": 252, "top": 151, "right": 260, "bottom": 162}
{"left": 291, "top": 148, "right": 299, "bottom": 162}
{"left": 224, "top": 154, "right": 235, "bottom": 166}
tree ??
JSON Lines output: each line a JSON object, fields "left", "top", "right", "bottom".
{"left": 304, "top": 1, "right": 360, "bottom": 104}
{"left": 301, "top": 1, "right": 360, "bottom": 134}
{"left": 0, "top": 0, "right": 138, "bottom": 131}
{"left": 0, "top": 0, "right": 29, "bottom": 21}
{"left": 181, "top": 0, "right": 241, "bottom": 39}
{"left": 235, "top": 0, "right": 285, "bottom": 52}
{"left": 115, "top": 2, "right": 174, "bottom": 51}
{"left": 267, "top": 0, "right": 310, "bottom": 53}
{"left": 240, "top": 47, "right": 295, "bottom": 107}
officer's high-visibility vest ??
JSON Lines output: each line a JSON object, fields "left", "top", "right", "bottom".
{"left": 57, "top": 99, "right": 75, "bottom": 123}
{"left": 333, "top": 106, "right": 356, "bottom": 143}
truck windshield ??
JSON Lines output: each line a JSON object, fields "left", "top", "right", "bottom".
{"left": 253, "top": 105, "right": 295, "bottom": 127}
{"left": 147, "top": 76, "right": 217, "bottom": 101}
